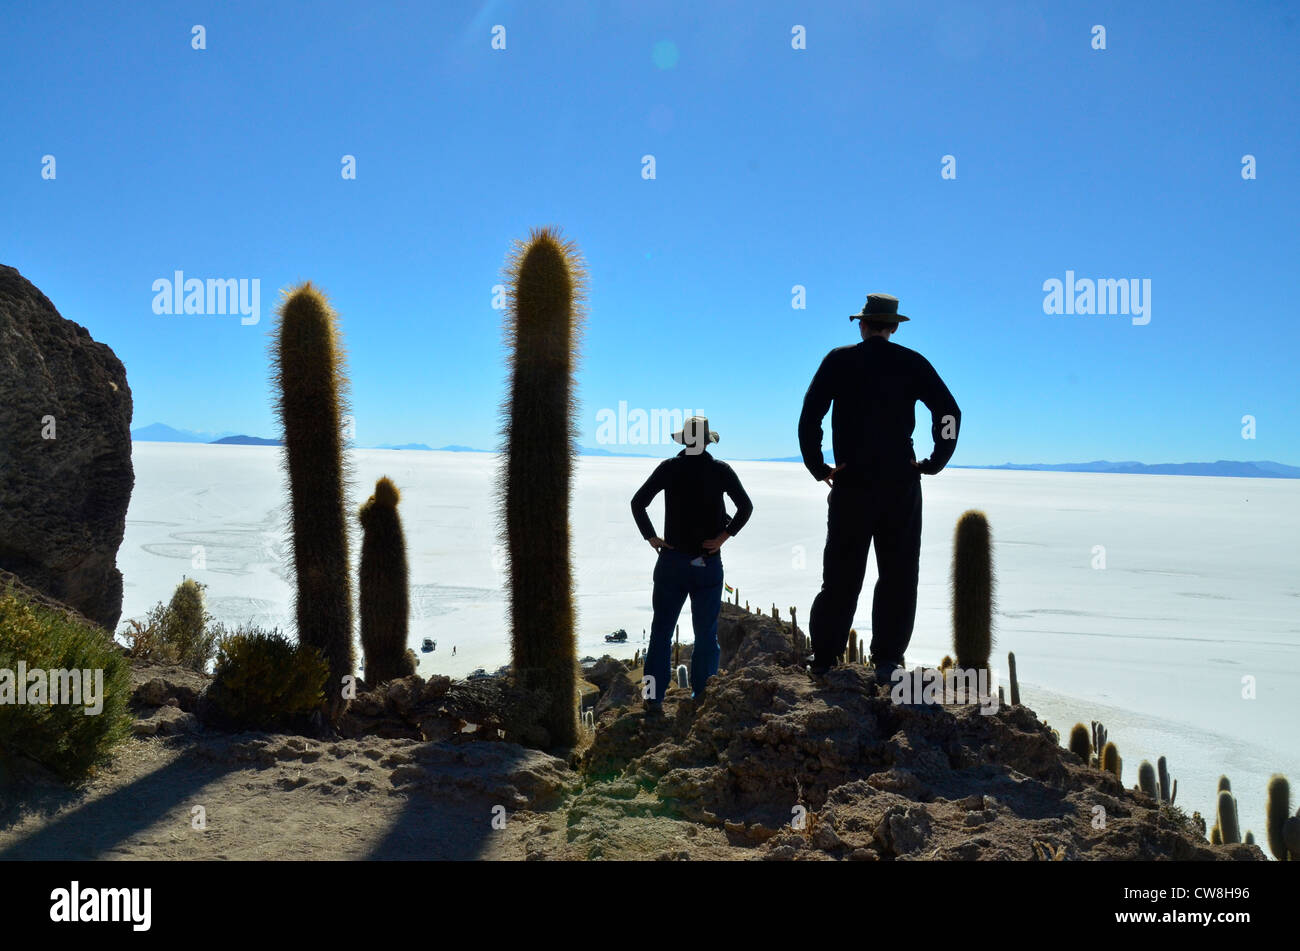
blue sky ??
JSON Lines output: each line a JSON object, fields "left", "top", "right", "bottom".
{"left": 3, "top": 0, "right": 1297, "bottom": 465}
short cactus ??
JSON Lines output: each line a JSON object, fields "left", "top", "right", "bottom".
{"left": 1068, "top": 723, "right": 1091, "bottom": 763}
{"left": 358, "top": 477, "right": 414, "bottom": 685}
{"left": 1138, "top": 760, "right": 1158, "bottom": 799}
{"left": 951, "top": 510, "right": 994, "bottom": 672}
{"left": 1101, "top": 741, "right": 1121, "bottom": 781}
{"left": 1217, "top": 789, "right": 1240, "bottom": 844}
{"left": 1283, "top": 815, "right": 1300, "bottom": 860}
{"left": 1007, "top": 651, "right": 1020, "bottom": 705}
{"left": 1265, "top": 774, "right": 1291, "bottom": 861}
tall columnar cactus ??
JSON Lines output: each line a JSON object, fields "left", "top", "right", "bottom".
{"left": 1217, "top": 789, "right": 1241, "bottom": 844}
{"left": 358, "top": 477, "right": 414, "bottom": 685}
{"left": 1101, "top": 741, "right": 1121, "bottom": 781}
{"left": 1007, "top": 651, "right": 1020, "bottom": 705}
{"left": 499, "top": 227, "right": 586, "bottom": 748}
{"left": 1138, "top": 760, "right": 1158, "bottom": 799}
{"left": 1068, "top": 723, "right": 1091, "bottom": 763}
{"left": 951, "top": 510, "right": 994, "bottom": 671}
{"left": 271, "top": 282, "right": 355, "bottom": 721}
{"left": 1265, "top": 774, "right": 1291, "bottom": 861}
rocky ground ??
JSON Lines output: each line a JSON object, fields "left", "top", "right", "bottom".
{"left": 0, "top": 603, "right": 1264, "bottom": 861}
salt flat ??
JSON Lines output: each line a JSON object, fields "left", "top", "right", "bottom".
{"left": 119, "top": 442, "right": 1299, "bottom": 842}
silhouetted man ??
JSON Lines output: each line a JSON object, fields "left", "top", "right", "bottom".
{"left": 631, "top": 416, "right": 753, "bottom": 714}
{"left": 798, "top": 293, "right": 960, "bottom": 681}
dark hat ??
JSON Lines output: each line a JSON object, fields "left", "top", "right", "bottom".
{"left": 849, "top": 293, "right": 909, "bottom": 322}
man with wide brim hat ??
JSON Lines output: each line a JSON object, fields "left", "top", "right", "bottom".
{"left": 631, "top": 415, "right": 753, "bottom": 714}
{"left": 797, "top": 293, "right": 961, "bottom": 683}
{"left": 670, "top": 416, "right": 719, "bottom": 451}
{"left": 848, "top": 292, "right": 910, "bottom": 323}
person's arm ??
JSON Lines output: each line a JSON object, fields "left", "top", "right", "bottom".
{"left": 630, "top": 460, "right": 671, "bottom": 547}
{"left": 798, "top": 352, "right": 836, "bottom": 481}
{"left": 721, "top": 464, "right": 753, "bottom": 537}
{"left": 913, "top": 357, "right": 961, "bottom": 474}
{"left": 702, "top": 464, "right": 753, "bottom": 554}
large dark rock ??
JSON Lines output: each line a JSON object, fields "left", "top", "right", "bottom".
{"left": 0, "top": 265, "right": 134, "bottom": 631}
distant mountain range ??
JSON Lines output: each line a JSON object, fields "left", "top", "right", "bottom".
{"left": 130, "top": 423, "right": 237, "bottom": 443}
{"left": 129, "top": 427, "right": 1296, "bottom": 476}
{"left": 955, "top": 460, "right": 1300, "bottom": 478}
{"left": 131, "top": 424, "right": 649, "bottom": 457}
{"left": 211, "top": 435, "right": 281, "bottom": 446}
{"left": 744, "top": 456, "right": 1300, "bottom": 478}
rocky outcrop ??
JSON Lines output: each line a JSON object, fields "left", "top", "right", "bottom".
{"left": 0, "top": 265, "right": 134, "bottom": 631}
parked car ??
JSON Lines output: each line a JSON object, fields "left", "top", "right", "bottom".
{"left": 421, "top": 638, "right": 435, "bottom": 653}
{"left": 604, "top": 629, "right": 629, "bottom": 643}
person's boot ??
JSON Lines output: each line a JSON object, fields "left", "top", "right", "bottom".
{"left": 643, "top": 699, "right": 664, "bottom": 719}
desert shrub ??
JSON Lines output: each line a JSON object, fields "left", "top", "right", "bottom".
{"left": 118, "top": 577, "right": 220, "bottom": 672}
{"left": 0, "top": 586, "right": 132, "bottom": 781}
{"left": 203, "top": 626, "right": 329, "bottom": 730}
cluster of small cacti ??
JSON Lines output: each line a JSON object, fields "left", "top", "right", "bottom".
{"left": 1090, "top": 721, "right": 1108, "bottom": 766}
{"left": 1068, "top": 719, "right": 1118, "bottom": 777}
{"left": 1135, "top": 755, "right": 1177, "bottom": 804}
{"left": 499, "top": 227, "right": 586, "bottom": 748}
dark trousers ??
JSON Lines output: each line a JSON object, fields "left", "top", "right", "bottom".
{"left": 809, "top": 475, "right": 922, "bottom": 668}
{"left": 644, "top": 549, "right": 723, "bottom": 701}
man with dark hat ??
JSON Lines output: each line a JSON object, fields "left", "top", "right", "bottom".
{"left": 798, "top": 293, "right": 961, "bottom": 682}
{"left": 631, "top": 416, "right": 753, "bottom": 714}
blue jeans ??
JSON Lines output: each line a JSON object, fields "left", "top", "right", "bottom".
{"left": 644, "top": 550, "right": 723, "bottom": 702}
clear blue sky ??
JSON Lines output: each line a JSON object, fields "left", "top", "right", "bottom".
{"left": 3, "top": 0, "right": 1297, "bottom": 464}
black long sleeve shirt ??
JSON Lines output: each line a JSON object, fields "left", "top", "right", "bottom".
{"left": 798, "top": 336, "right": 961, "bottom": 482}
{"left": 630, "top": 450, "right": 754, "bottom": 557}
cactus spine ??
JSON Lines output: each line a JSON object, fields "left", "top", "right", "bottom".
{"left": 271, "top": 282, "right": 355, "bottom": 721}
{"left": 1217, "top": 789, "right": 1240, "bottom": 844}
{"left": 1068, "top": 723, "right": 1091, "bottom": 763}
{"left": 951, "top": 510, "right": 994, "bottom": 672}
{"left": 1265, "top": 774, "right": 1291, "bottom": 860}
{"left": 358, "top": 477, "right": 413, "bottom": 685}
{"left": 499, "top": 227, "right": 586, "bottom": 748}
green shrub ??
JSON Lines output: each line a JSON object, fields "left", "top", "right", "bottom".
{"left": 203, "top": 627, "right": 329, "bottom": 730}
{"left": 118, "top": 578, "right": 220, "bottom": 673}
{"left": 0, "top": 586, "right": 132, "bottom": 780}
